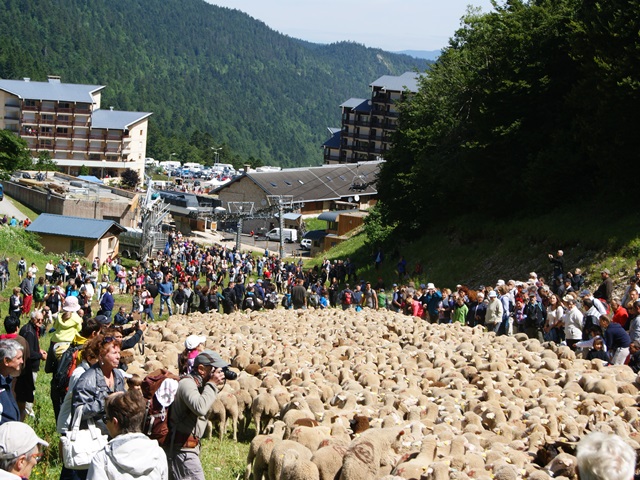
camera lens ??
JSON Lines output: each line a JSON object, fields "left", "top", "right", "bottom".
{"left": 223, "top": 367, "right": 238, "bottom": 380}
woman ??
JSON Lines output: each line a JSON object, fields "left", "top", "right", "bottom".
{"left": 178, "top": 334, "right": 206, "bottom": 375}
{"left": 87, "top": 390, "right": 168, "bottom": 480}
{"left": 140, "top": 286, "right": 155, "bottom": 321}
{"left": 72, "top": 335, "right": 125, "bottom": 437}
{"left": 543, "top": 294, "right": 564, "bottom": 343}
{"left": 33, "top": 276, "right": 46, "bottom": 311}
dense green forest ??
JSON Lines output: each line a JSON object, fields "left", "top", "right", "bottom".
{"left": 376, "top": 0, "right": 640, "bottom": 236}
{"left": 0, "top": 0, "right": 428, "bottom": 167}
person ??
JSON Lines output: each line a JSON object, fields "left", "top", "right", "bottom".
{"left": 485, "top": 290, "right": 503, "bottom": 333}
{"left": 87, "top": 390, "right": 168, "bottom": 480}
{"left": 113, "top": 306, "right": 132, "bottom": 326}
{"left": 16, "top": 311, "right": 47, "bottom": 420}
{"left": 172, "top": 284, "right": 187, "bottom": 315}
{"left": 423, "top": 283, "right": 443, "bottom": 323}
{"left": 628, "top": 341, "right": 640, "bottom": 373}
{"left": 168, "top": 350, "right": 227, "bottom": 480}
{"left": 599, "top": 314, "right": 630, "bottom": 365}
{"left": 0, "top": 421, "right": 49, "bottom": 479}
{"left": 221, "top": 281, "right": 237, "bottom": 314}
{"left": 593, "top": 268, "right": 614, "bottom": 305}
{"left": 158, "top": 274, "right": 174, "bottom": 317}
{"left": 99, "top": 285, "right": 115, "bottom": 321}
{"left": 33, "top": 277, "right": 46, "bottom": 311}
{"left": 542, "top": 294, "right": 564, "bottom": 343}
{"left": 339, "top": 284, "right": 354, "bottom": 310}
{"left": 7, "top": 288, "right": 21, "bottom": 320}
{"left": 576, "top": 432, "right": 636, "bottom": 480}
{"left": 562, "top": 295, "right": 584, "bottom": 349}
{"left": 178, "top": 335, "right": 206, "bottom": 375}
{"left": 467, "top": 291, "right": 487, "bottom": 327}
{"left": 452, "top": 295, "right": 468, "bottom": 325}
{"left": 72, "top": 335, "right": 126, "bottom": 437}
{"left": 610, "top": 297, "right": 629, "bottom": 327}
{"left": 20, "top": 272, "right": 34, "bottom": 316}
{"left": 361, "top": 282, "right": 378, "bottom": 310}
{"left": 0, "top": 340, "right": 23, "bottom": 425}
{"left": 586, "top": 336, "right": 609, "bottom": 363}
{"left": 290, "top": 278, "right": 307, "bottom": 309}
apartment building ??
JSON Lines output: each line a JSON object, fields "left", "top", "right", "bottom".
{"left": 0, "top": 76, "right": 151, "bottom": 182}
{"left": 322, "top": 71, "right": 420, "bottom": 164}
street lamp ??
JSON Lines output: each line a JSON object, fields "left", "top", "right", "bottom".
{"left": 211, "top": 147, "right": 222, "bottom": 165}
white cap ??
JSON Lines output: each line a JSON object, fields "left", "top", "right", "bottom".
{"left": 427, "top": 283, "right": 435, "bottom": 290}
{"left": 488, "top": 290, "right": 497, "bottom": 298}
{"left": 0, "top": 422, "right": 49, "bottom": 460}
{"left": 185, "top": 335, "right": 206, "bottom": 350}
{"left": 496, "top": 279, "right": 505, "bottom": 287}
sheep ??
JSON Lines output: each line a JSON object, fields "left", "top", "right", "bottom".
{"left": 288, "top": 425, "right": 332, "bottom": 453}
{"left": 311, "top": 443, "right": 349, "bottom": 480}
{"left": 245, "top": 421, "right": 286, "bottom": 480}
{"left": 339, "top": 427, "right": 408, "bottom": 480}
{"left": 268, "top": 440, "right": 313, "bottom": 480}
{"left": 252, "top": 391, "right": 280, "bottom": 435}
{"left": 280, "top": 449, "right": 320, "bottom": 480}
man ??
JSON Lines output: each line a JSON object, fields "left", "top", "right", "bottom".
{"left": 485, "top": 290, "right": 504, "bottom": 333}
{"left": 99, "top": 284, "right": 115, "bottom": 320}
{"left": 168, "top": 350, "right": 227, "bottom": 480}
{"left": 351, "top": 284, "right": 363, "bottom": 307}
{"left": 600, "top": 314, "right": 630, "bottom": 365}
{"left": 361, "top": 282, "right": 378, "bottom": 310}
{"left": 0, "top": 340, "right": 23, "bottom": 425}
{"left": 339, "top": 284, "right": 354, "bottom": 311}
{"left": 16, "top": 312, "right": 47, "bottom": 420}
{"left": 158, "top": 274, "right": 174, "bottom": 317}
{"left": 221, "top": 281, "right": 237, "bottom": 315}
{"left": 290, "top": 278, "right": 307, "bottom": 310}
{"left": 0, "top": 421, "right": 49, "bottom": 479}
{"left": 593, "top": 268, "right": 614, "bottom": 305}
{"left": 19, "top": 272, "right": 33, "bottom": 316}
{"left": 423, "top": 283, "right": 443, "bottom": 323}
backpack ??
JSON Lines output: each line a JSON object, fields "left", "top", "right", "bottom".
{"left": 141, "top": 369, "right": 181, "bottom": 447}
{"left": 34, "top": 284, "right": 45, "bottom": 302}
{"left": 51, "top": 343, "right": 83, "bottom": 400}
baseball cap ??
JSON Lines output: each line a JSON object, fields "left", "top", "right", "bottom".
{"left": 185, "top": 335, "right": 207, "bottom": 350}
{"left": 194, "top": 350, "right": 229, "bottom": 369}
{"left": 95, "top": 315, "right": 111, "bottom": 325}
{"left": 0, "top": 422, "right": 49, "bottom": 460}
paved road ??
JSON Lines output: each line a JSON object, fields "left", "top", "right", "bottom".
{"left": 0, "top": 195, "right": 28, "bottom": 221}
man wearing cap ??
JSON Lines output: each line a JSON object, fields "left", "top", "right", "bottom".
{"left": 485, "top": 290, "right": 504, "bottom": 333}
{"left": 423, "top": 283, "right": 443, "bottom": 323}
{"left": 0, "top": 421, "right": 48, "bottom": 478}
{"left": 594, "top": 269, "right": 614, "bottom": 305}
{"left": 168, "top": 350, "right": 227, "bottom": 480}
{"left": 0, "top": 340, "right": 23, "bottom": 425}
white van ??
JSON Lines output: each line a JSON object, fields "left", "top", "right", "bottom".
{"left": 266, "top": 228, "right": 298, "bottom": 243}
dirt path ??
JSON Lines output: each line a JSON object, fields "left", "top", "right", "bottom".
{"left": 0, "top": 195, "right": 28, "bottom": 221}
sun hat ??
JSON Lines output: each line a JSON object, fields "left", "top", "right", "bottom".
{"left": 185, "top": 335, "right": 207, "bottom": 350}
{"left": 488, "top": 290, "right": 497, "bottom": 298}
{"left": 194, "top": 350, "right": 229, "bottom": 369}
{"left": 0, "top": 422, "right": 49, "bottom": 460}
{"left": 62, "top": 296, "right": 81, "bottom": 312}
{"left": 427, "top": 283, "right": 435, "bottom": 290}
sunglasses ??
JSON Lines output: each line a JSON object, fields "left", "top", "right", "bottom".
{"left": 101, "top": 336, "right": 117, "bottom": 345}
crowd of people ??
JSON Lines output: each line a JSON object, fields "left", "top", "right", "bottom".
{"left": 2, "top": 234, "right": 640, "bottom": 478}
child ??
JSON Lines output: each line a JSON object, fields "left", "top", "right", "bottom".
{"left": 586, "top": 336, "right": 609, "bottom": 363}
{"left": 126, "top": 373, "right": 143, "bottom": 392}
{"left": 178, "top": 335, "right": 206, "bottom": 375}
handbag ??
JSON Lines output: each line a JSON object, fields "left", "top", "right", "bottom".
{"left": 60, "top": 405, "right": 108, "bottom": 470}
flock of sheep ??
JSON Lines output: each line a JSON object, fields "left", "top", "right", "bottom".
{"left": 125, "top": 308, "right": 640, "bottom": 480}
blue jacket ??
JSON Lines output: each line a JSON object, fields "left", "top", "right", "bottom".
{"left": 100, "top": 291, "right": 115, "bottom": 312}
{"left": 158, "top": 280, "right": 174, "bottom": 297}
{"left": 0, "top": 374, "right": 20, "bottom": 424}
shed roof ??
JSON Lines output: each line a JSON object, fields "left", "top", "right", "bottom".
{"left": 322, "top": 129, "right": 341, "bottom": 149}
{"left": 214, "top": 161, "right": 382, "bottom": 203}
{"left": 91, "top": 109, "right": 152, "bottom": 130}
{"left": 317, "top": 210, "right": 359, "bottom": 222}
{"left": 0, "top": 77, "right": 104, "bottom": 103}
{"left": 26, "top": 214, "right": 125, "bottom": 239}
{"left": 339, "top": 98, "right": 371, "bottom": 112}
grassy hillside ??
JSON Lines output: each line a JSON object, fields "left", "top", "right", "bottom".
{"left": 306, "top": 205, "right": 640, "bottom": 292}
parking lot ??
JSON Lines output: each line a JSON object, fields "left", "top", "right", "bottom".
{"left": 218, "top": 231, "right": 310, "bottom": 258}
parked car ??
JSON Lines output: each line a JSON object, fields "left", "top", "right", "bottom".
{"left": 300, "top": 238, "right": 312, "bottom": 250}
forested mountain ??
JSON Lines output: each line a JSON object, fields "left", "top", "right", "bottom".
{"left": 0, "top": 0, "right": 428, "bottom": 167}
{"left": 376, "top": 0, "right": 640, "bottom": 236}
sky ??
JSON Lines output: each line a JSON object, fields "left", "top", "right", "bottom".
{"left": 206, "top": 0, "right": 495, "bottom": 52}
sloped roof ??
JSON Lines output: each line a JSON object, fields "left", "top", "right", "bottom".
{"left": 322, "top": 129, "right": 341, "bottom": 149}
{"left": 26, "top": 214, "right": 125, "bottom": 239}
{"left": 339, "top": 98, "right": 371, "bottom": 112}
{"left": 91, "top": 109, "right": 152, "bottom": 130}
{"left": 214, "top": 161, "right": 382, "bottom": 203}
{"left": 370, "top": 71, "right": 420, "bottom": 92}
{"left": 318, "top": 210, "right": 359, "bottom": 222}
{"left": 0, "top": 77, "right": 104, "bottom": 103}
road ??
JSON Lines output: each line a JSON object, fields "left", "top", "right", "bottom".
{"left": 217, "top": 231, "right": 309, "bottom": 258}
{"left": 0, "top": 195, "right": 28, "bottom": 221}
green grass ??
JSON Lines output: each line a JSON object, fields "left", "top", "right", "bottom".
{"left": 5, "top": 194, "right": 39, "bottom": 221}
{"left": 303, "top": 217, "right": 325, "bottom": 232}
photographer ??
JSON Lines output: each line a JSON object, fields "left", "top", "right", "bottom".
{"left": 167, "top": 350, "right": 232, "bottom": 480}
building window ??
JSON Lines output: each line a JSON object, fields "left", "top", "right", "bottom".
{"left": 25, "top": 100, "right": 36, "bottom": 108}
{"left": 56, "top": 127, "right": 68, "bottom": 134}
{"left": 42, "top": 114, "right": 54, "bottom": 122}
{"left": 108, "top": 237, "right": 115, "bottom": 249}
{"left": 70, "top": 239, "right": 85, "bottom": 255}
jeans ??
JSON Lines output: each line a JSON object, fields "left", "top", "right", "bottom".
{"left": 159, "top": 295, "right": 173, "bottom": 316}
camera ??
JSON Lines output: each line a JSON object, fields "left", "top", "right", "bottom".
{"left": 222, "top": 366, "right": 238, "bottom": 380}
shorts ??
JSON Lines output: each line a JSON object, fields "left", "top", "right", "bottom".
{"left": 170, "top": 451, "right": 205, "bottom": 480}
